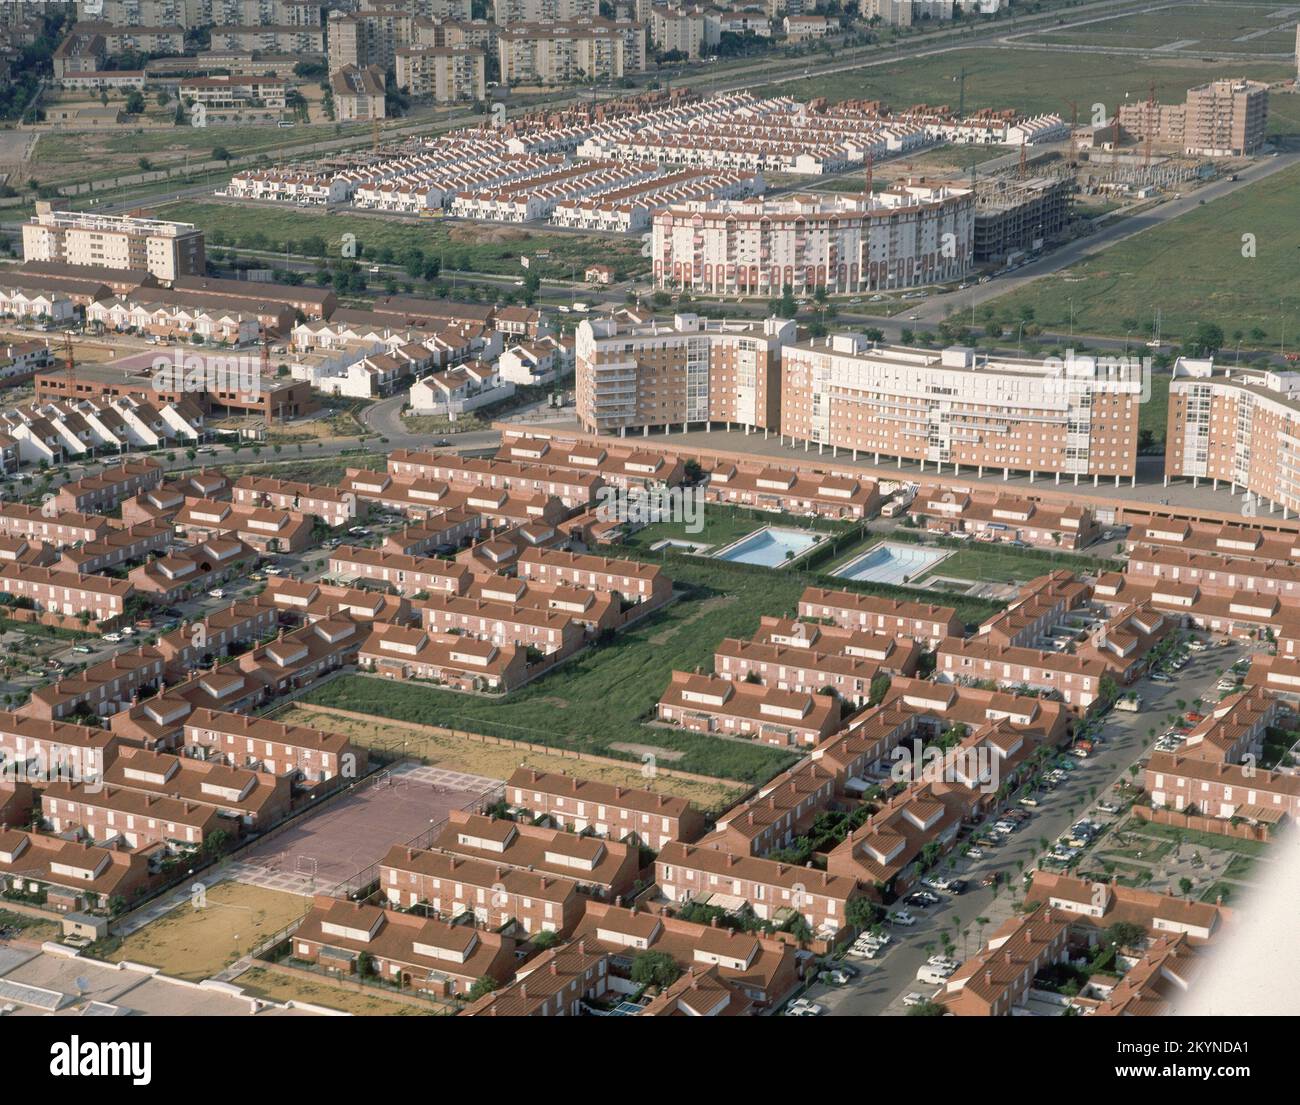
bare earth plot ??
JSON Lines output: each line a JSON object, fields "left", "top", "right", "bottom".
{"left": 280, "top": 704, "right": 746, "bottom": 811}
{"left": 107, "top": 882, "right": 308, "bottom": 981}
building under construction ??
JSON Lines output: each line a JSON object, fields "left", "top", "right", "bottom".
{"left": 972, "top": 174, "right": 1074, "bottom": 264}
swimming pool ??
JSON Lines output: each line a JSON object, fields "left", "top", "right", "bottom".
{"left": 833, "top": 542, "right": 949, "bottom": 585}
{"left": 713, "top": 526, "right": 824, "bottom": 568}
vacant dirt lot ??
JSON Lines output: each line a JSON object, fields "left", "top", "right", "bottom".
{"left": 109, "top": 882, "right": 307, "bottom": 981}
{"left": 280, "top": 705, "right": 744, "bottom": 810}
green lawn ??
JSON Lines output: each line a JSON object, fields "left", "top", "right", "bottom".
{"left": 1135, "top": 820, "right": 1270, "bottom": 858}
{"left": 156, "top": 201, "right": 647, "bottom": 282}
{"left": 301, "top": 527, "right": 1008, "bottom": 783}
{"left": 981, "top": 163, "right": 1300, "bottom": 345}
{"left": 302, "top": 568, "right": 803, "bottom": 785}
{"left": 757, "top": 49, "right": 1297, "bottom": 136}
{"left": 1141, "top": 373, "right": 1171, "bottom": 449}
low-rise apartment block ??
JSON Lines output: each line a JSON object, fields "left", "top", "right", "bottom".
{"left": 506, "top": 768, "right": 707, "bottom": 849}
{"left": 798, "top": 586, "right": 963, "bottom": 646}
{"left": 657, "top": 671, "right": 841, "bottom": 747}
{"left": 358, "top": 623, "right": 528, "bottom": 691}
{"left": 381, "top": 843, "right": 584, "bottom": 934}
{"left": 656, "top": 841, "right": 860, "bottom": 936}
{"left": 291, "top": 896, "right": 516, "bottom": 999}
{"left": 0, "top": 829, "right": 152, "bottom": 913}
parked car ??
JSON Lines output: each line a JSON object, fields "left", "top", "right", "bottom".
{"left": 1097, "top": 801, "right": 1120, "bottom": 814}
{"left": 902, "top": 992, "right": 929, "bottom": 1008}
{"left": 1019, "top": 797, "right": 1040, "bottom": 808}
{"left": 786, "top": 998, "right": 826, "bottom": 1016}
{"left": 889, "top": 910, "right": 917, "bottom": 927}
{"left": 208, "top": 589, "right": 225, "bottom": 599}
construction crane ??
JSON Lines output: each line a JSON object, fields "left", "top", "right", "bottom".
{"left": 864, "top": 152, "right": 874, "bottom": 196}
{"left": 1063, "top": 98, "right": 1079, "bottom": 167}
{"left": 1018, "top": 142, "right": 1027, "bottom": 180}
{"left": 62, "top": 331, "right": 76, "bottom": 399}
{"left": 1143, "top": 81, "right": 1157, "bottom": 169}
{"left": 261, "top": 327, "right": 273, "bottom": 435}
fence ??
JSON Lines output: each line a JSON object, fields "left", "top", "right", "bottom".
{"left": 1133, "top": 805, "right": 1273, "bottom": 843}
{"left": 326, "top": 774, "right": 506, "bottom": 901}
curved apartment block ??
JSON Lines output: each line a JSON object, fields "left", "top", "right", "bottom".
{"left": 650, "top": 186, "right": 974, "bottom": 297}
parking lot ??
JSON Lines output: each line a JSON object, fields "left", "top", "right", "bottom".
{"left": 793, "top": 630, "right": 1257, "bottom": 1016}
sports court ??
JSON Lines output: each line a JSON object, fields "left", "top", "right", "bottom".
{"left": 229, "top": 763, "right": 502, "bottom": 897}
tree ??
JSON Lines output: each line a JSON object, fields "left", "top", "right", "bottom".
{"left": 1184, "top": 322, "right": 1225, "bottom": 357}
{"left": 630, "top": 950, "right": 681, "bottom": 989}
{"left": 212, "top": 146, "right": 232, "bottom": 164}
{"left": 124, "top": 90, "right": 145, "bottom": 114}
{"left": 868, "top": 673, "right": 891, "bottom": 707}
{"left": 356, "top": 951, "right": 375, "bottom": 977}
{"left": 906, "top": 1000, "right": 946, "bottom": 1016}
{"left": 467, "top": 975, "right": 499, "bottom": 1001}
{"left": 1178, "top": 877, "right": 1194, "bottom": 898}
{"left": 1102, "top": 921, "right": 1145, "bottom": 952}
{"left": 845, "top": 896, "right": 881, "bottom": 932}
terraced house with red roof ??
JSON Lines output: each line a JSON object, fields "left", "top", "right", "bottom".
{"left": 291, "top": 896, "right": 518, "bottom": 999}
{"left": 655, "top": 840, "right": 862, "bottom": 938}
{"left": 380, "top": 844, "right": 585, "bottom": 935}
{"left": 505, "top": 768, "right": 707, "bottom": 850}
{"left": 0, "top": 564, "right": 132, "bottom": 624}
{"left": 798, "top": 587, "right": 963, "bottom": 646}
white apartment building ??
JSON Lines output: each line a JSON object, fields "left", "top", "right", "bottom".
{"left": 493, "top": 0, "right": 595, "bottom": 22}
{"left": 781, "top": 338, "right": 1143, "bottom": 483}
{"left": 497, "top": 19, "right": 646, "bottom": 85}
{"left": 395, "top": 45, "right": 485, "bottom": 102}
{"left": 652, "top": 186, "right": 974, "bottom": 296}
{"left": 22, "top": 204, "right": 205, "bottom": 282}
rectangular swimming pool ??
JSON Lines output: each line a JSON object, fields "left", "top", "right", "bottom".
{"left": 833, "top": 542, "right": 948, "bottom": 585}
{"left": 713, "top": 526, "right": 824, "bottom": 568}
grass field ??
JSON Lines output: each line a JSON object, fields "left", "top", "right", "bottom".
{"left": 206, "top": 453, "right": 387, "bottom": 486}
{"left": 156, "top": 201, "right": 647, "bottom": 282}
{"left": 1021, "top": 2, "right": 1299, "bottom": 55}
{"left": 917, "top": 543, "right": 1115, "bottom": 584}
{"left": 299, "top": 514, "right": 1010, "bottom": 784}
{"left": 1141, "top": 373, "right": 1171, "bottom": 448}
{"left": 758, "top": 49, "right": 1299, "bottom": 137}
{"left": 235, "top": 965, "right": 446, "bottom": 1016}
{"left": 981, "top": 163, "right": 1300, "bottom": 344}
{"left": 30, "top": 120, "right": 373, "bottom": 186}
{"left": 109, "top": 882, "right": 308, "bottom": 981}
{"left": 279, "top": 704, "right": 746, "bottom": 811}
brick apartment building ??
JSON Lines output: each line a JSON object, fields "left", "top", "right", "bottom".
{"left": 575, "top": 312, "right": 796, "bottom": 436}
{"left": 506, "top": 769, "right": 706, "bottom": 849}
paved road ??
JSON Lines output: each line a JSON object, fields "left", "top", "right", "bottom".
{"left": 805, "top": 636, "right": 1252, "bottom": 1016}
